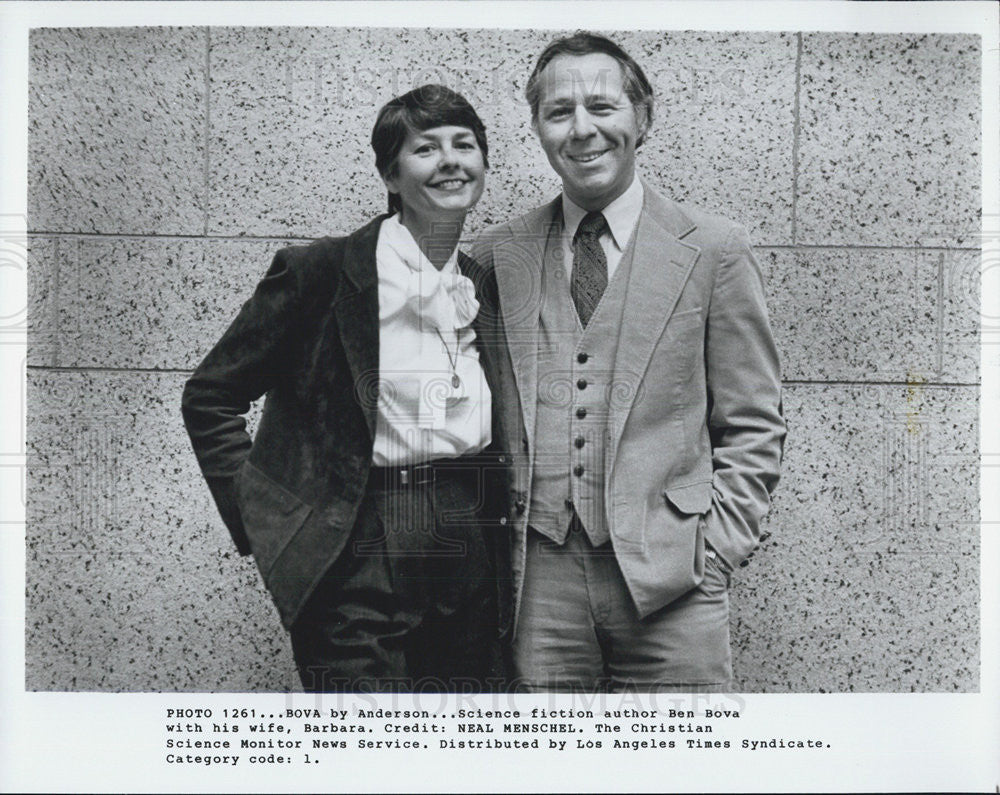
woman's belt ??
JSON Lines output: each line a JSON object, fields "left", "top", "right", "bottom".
{"left": 370, "top": 452, "right": 507, "bottom": 487}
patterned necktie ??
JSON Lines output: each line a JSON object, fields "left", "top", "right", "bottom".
{"left": 571, "top": 211, "right": 609, "bottom": 328}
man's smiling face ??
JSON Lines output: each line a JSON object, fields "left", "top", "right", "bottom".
{"left": 533, "top": 52, "right": 647, "bottom": 211}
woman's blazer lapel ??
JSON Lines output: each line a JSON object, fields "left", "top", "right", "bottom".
{"left": 330, "top": 215, "right": 386, "bottom": 441}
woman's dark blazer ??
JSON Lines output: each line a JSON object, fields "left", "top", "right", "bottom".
{"left": 181, "top": 214, "right": 514, "bottom": 633}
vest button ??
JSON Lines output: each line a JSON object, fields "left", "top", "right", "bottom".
{"left": 574, "top": 436, "right": 585, "bottom": 448}
{"left": 576, "top": 378, "right": 587, "bottom": 390}
{"left": 577, "top": 352, "right": 589, "bottom": 364}
{"left": 499, "top": 516, "right": 508, "bottom": 526}
{"left": 576, "top": 407, "right": 587, "bottom": 419}
{"left": 574, "top": 465, "right": 585, "bottom": 477}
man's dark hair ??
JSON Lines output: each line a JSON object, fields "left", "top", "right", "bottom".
{"left": 525, "top": 31, "right": 655, "bottom": 147}
{"left": 371, "top": 84, "right": 489, "bottom": 214}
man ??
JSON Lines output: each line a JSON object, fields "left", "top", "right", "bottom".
{"left": 472, "top": 32, "right": 785, "bottom": 691}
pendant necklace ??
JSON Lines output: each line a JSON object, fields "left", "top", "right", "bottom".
{"left": 435, "top": 328, "right": 462, "bottom": 389}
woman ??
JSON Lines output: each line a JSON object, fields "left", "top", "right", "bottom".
{"left": 182, "top": 85, "right": 512, "bottom": 692}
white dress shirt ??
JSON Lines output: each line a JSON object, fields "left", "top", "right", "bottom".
{"left": 560, "top": 173, "right": 644, "bottom": 281}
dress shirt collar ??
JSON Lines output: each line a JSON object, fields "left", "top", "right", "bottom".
{"left": 561, "top": 173, "right": 644, "bottom": 248}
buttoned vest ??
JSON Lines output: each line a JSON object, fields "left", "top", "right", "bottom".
{"left": 529, "top": 219, "right": 637, "bottom": 546}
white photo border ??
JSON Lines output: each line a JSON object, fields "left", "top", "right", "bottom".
{"left": 1, "top": 2, "right": 997, "bottom": 792}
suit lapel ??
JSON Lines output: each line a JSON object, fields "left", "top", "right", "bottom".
{"left": 491, "top": 198, "right": 559, "bottom": 451}
{"left": 608, "top": 187, "right": 701, "bottom": 456}
{"left": 332, "top": 215, "right": 385, "bottom": 441}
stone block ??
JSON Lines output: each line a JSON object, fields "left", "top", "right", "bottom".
{"left": 209, "top": 28, "right": 796, "bottom": 242}
{"left": 26, "top": 370, "right": 293, "bottom": 691}
{"left": 797, "top": 33, "right": 980, "bottom": 247}
{"left": 634, "top": 31, "right": 797, "bottom": 244}
{"left": 760, "top": 247, "right": 979, "bottom": 383}
{"left": 27, "top": 235, "right": 57, "bottom": 367}
{"left": 29, "top": 28, "right": 207, "bottom": 235}
{"left": 733, "top": 383, "right": 979, "bottom": 692}
{"left": 36, "top": 236, "right": 300, "bottom": 370}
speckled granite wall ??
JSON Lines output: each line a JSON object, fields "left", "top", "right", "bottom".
{"left": 26, "top": 28, "right": 981, "bottom": 692}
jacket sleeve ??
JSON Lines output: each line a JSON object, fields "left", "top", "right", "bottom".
{"left": 181, "top": 248, "right": 304, "bottom": 555}
{"left": 702, "top": 224, "right": 786, "bottom": 570}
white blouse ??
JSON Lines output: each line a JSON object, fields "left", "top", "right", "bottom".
{"left": 370, "top": 214, "right": 492, "bottom": 467}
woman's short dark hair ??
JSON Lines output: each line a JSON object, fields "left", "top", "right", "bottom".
{"left": 525, "top": 31, "right": 655, "bottom": 147}
{"left": 371, "top": 84, "right": 489, "bottom": 214}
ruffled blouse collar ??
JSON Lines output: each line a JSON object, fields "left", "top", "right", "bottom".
{"left": 375, "top": 213, "right": 479, "bottom": 330}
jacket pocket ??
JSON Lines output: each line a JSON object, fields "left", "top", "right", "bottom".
{"left": 700, "top": 540, "right": 732, "bottom": 594}
{"left": 665, "top": 306, "right": 703, "bottom": 334}
{"left": 663, "top": 480, "right": 713, "bottom": 515}
{"left": 235, "top": 460, "right": 314, "bottom": 580}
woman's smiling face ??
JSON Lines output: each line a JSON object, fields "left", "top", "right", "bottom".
{"left": 383, "top": 125, "right": 486, "bottom": 224}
